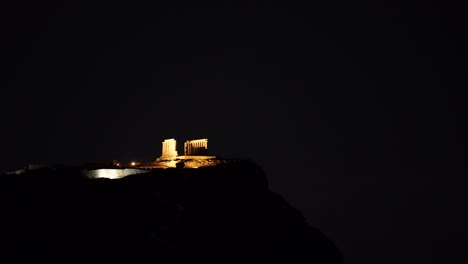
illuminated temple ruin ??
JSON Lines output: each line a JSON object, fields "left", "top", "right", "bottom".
{"left": 161, "top": 139, "right": 178, "bottom": 158}
{"left": 184, "top": 139, "right": 208, "bottom": 156}
{"left": 156, "top": 138, "right": 216, "bottom": 161}
{"left": 82, "top": 138, "right": 232, "bottom": 178}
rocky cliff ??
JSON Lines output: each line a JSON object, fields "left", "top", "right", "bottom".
{"left": 0, "top": 160, "right": 342, "bottom": 263}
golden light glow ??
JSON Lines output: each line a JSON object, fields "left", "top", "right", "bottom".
{"left": 131, "top": 162, "right": 136, "bottom": 166}
{"left": 94, "top": 169, "right": 123, "bottom": 179}
{"left": 87, "top": 169, "right": 151, "bottom": 179}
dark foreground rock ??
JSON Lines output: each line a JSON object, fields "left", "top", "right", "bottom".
{"left": 0, "top": 160, "right": 342, "bottom": 263}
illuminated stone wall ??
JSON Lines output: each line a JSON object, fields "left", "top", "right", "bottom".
{"left": 184, "top": 139, "right": 208, "bottom": 156}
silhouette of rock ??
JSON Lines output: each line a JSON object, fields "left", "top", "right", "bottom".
{"left": 0, "top": 160, "right": 342, "bottom": 263}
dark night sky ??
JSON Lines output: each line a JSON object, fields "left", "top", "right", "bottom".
{"left": 1, "top": 1, "right": 467, "bottom": 263}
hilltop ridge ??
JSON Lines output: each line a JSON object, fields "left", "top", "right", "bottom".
{"left": 0, "top": 160, "right": 342, "bottom": 263}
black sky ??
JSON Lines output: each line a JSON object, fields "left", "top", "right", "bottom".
{"left": 1, "top": 1, "right": 467, "bottom": 263}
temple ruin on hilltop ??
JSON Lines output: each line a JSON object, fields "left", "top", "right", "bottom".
{"left": 157, "top": 138, "right": 216, "bottom": 161}
{"left": 82, "top": 137, "right": 232, "bottom": 176}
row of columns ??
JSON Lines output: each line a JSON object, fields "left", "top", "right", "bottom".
{"left": 161, "top": 138, "right": 209, "bottom": 158}
{"left": 162, "top": 139, "right": 178, "bottom": 157}
{"left": 184, "top": 139, "right": 208, "bottom": 156}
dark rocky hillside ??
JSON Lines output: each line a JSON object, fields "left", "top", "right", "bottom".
{"left": 0, "top": 160, "right": 342, "bottom": 263}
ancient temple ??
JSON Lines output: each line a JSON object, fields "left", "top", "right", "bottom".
{"left": 184, "top": 139, "right": 208, "bottom": 156}
{"left": 157, "top": 138, "right": 216, "bottom": 164}
{"left": 161, "top": 138, "right": 178, "bottom": 158}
